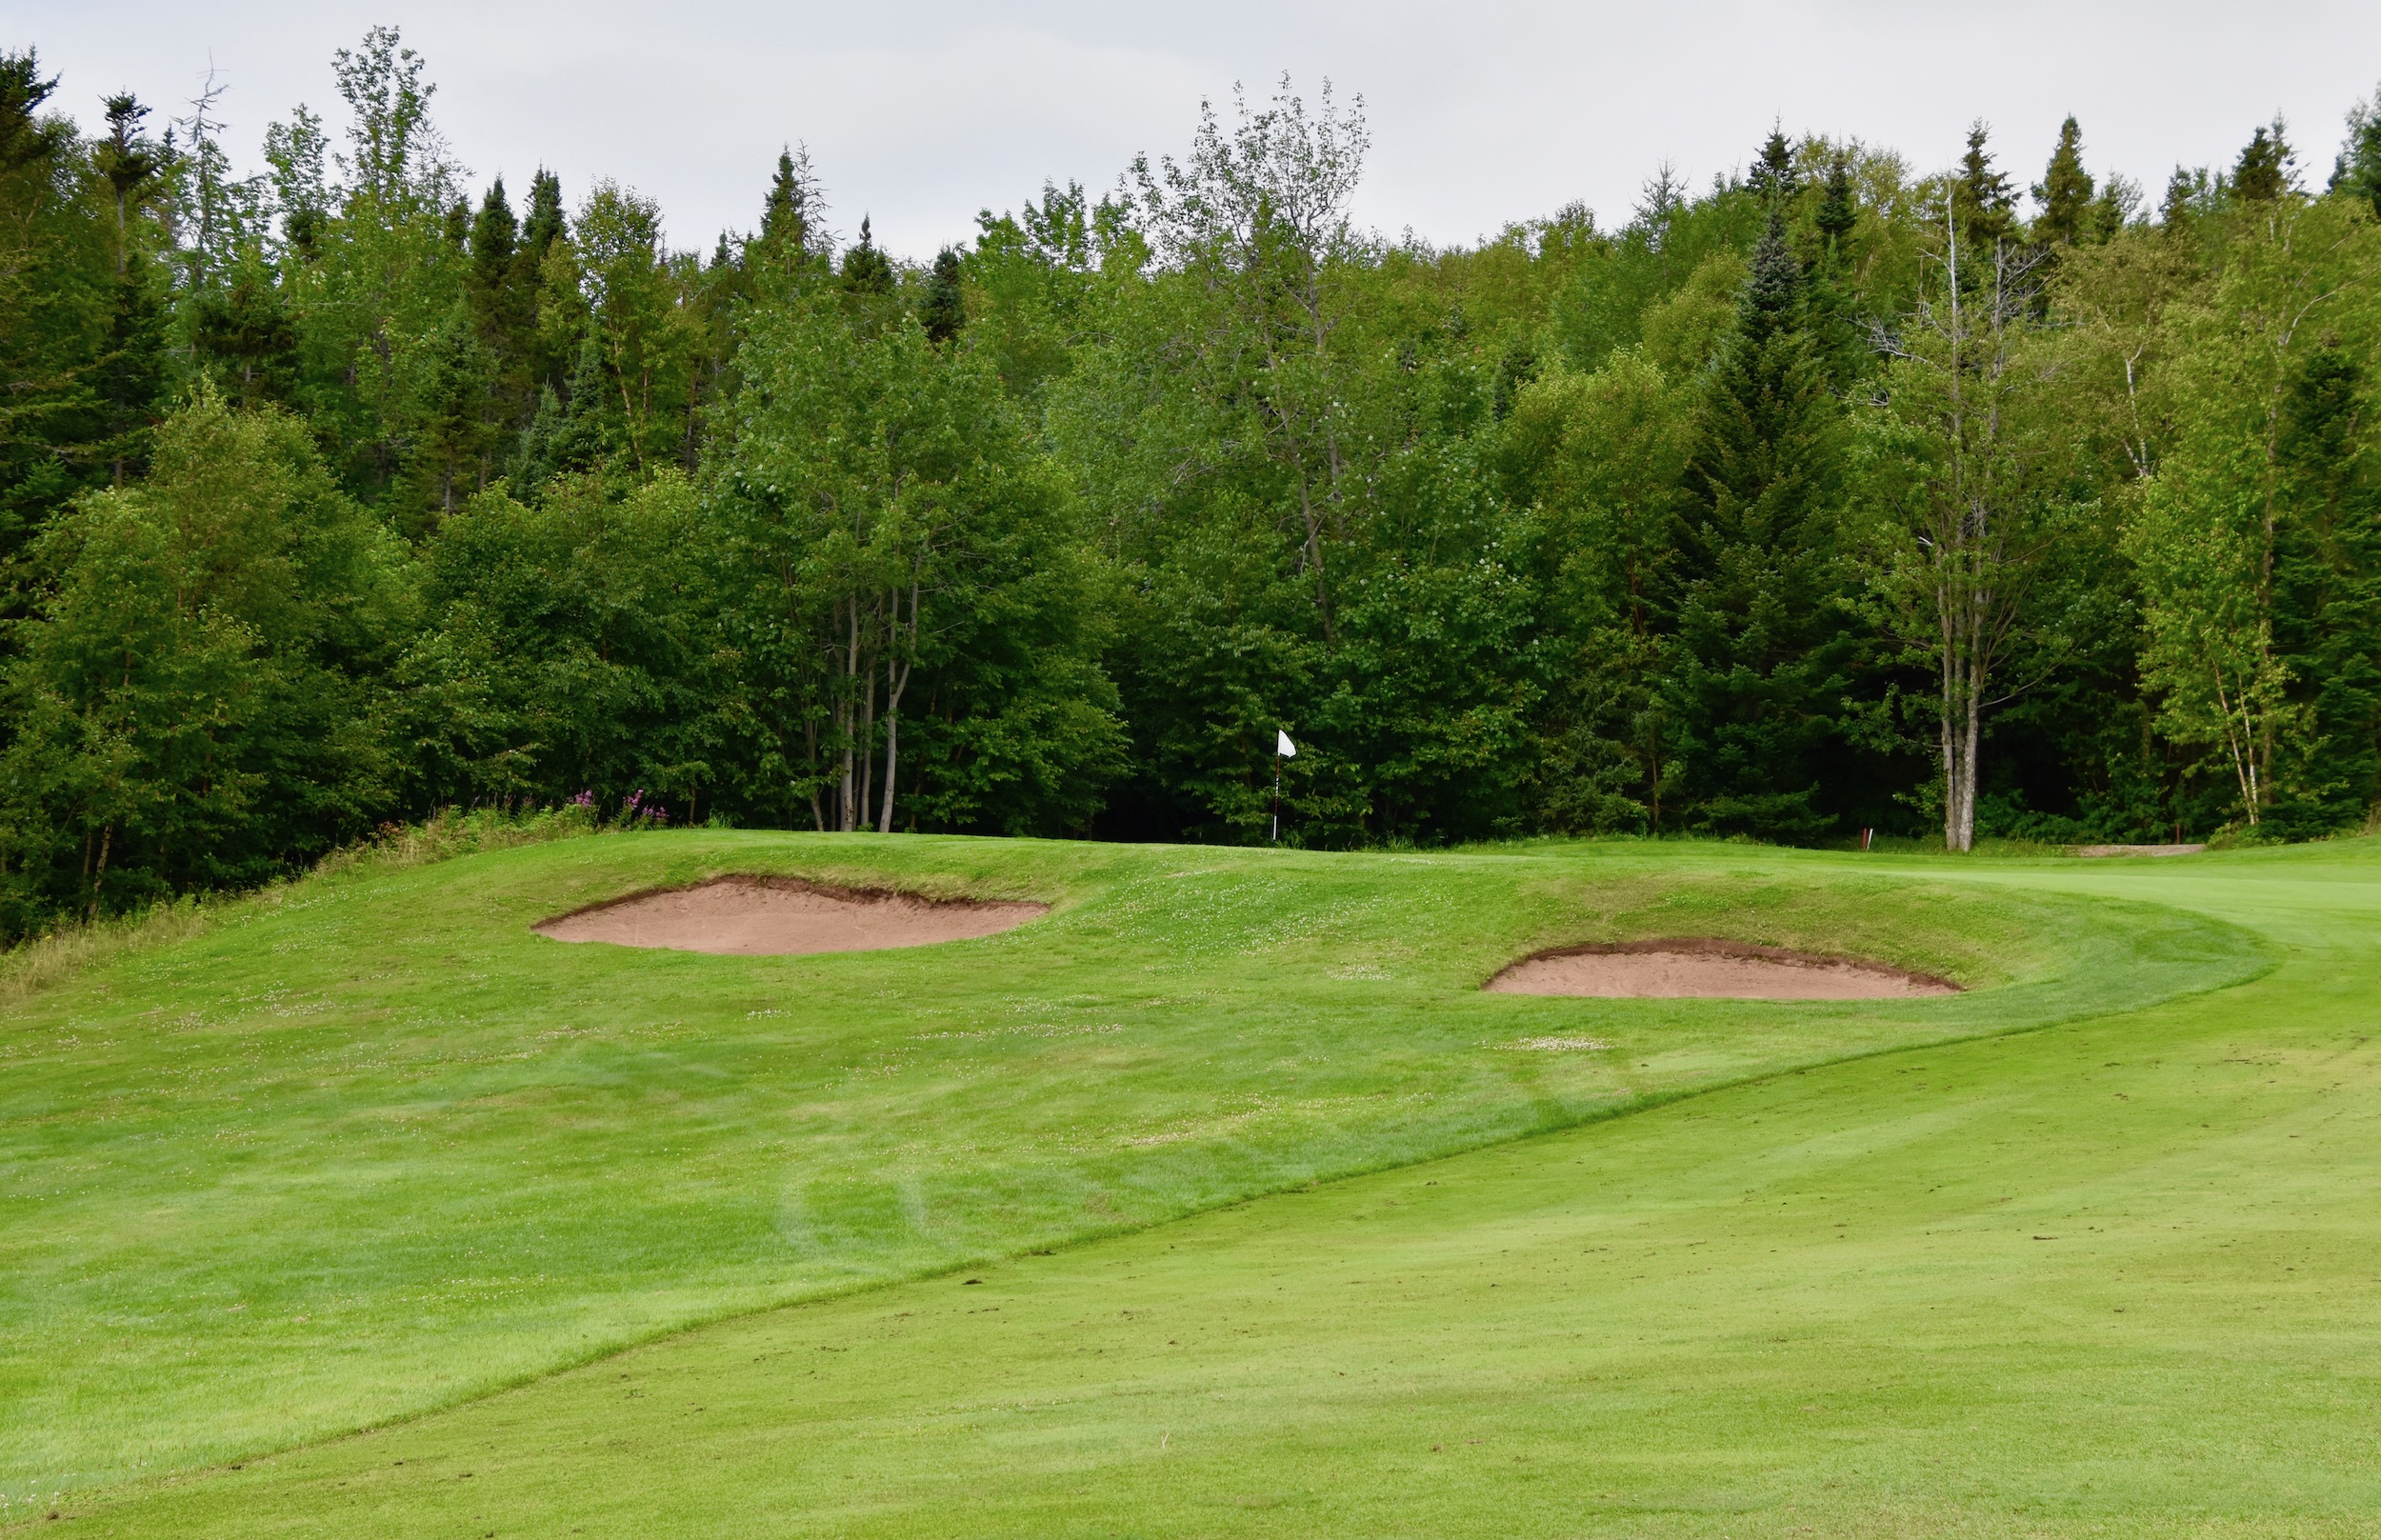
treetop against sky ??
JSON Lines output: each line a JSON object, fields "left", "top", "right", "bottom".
{"left": 15, "top": 0, "right": 2381, "bottom": 257}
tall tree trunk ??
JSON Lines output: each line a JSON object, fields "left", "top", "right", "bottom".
{"left": 838, "top": 594, "right": 861, "bottom": 830}
{"left": 859, "top": 654, "right": 877, "bottom": 832}
{"left": 877, "top": 585, "right": 917, "bottom": 834}
{"left": 87, "top": 824, "right": 114, "bottom": 922}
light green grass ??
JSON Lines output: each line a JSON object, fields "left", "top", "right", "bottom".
{"left": 1, "top": 833, "right": 2278, "bottom": 1527}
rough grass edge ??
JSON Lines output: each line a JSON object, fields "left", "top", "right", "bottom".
{"left": 0, "top": 806, "right": 602, "bottom": 1004}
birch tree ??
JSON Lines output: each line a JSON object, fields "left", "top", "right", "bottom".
{"left": 724, "top": 290, "right": 1038, "bottom": 833}
{"left": 1866, "top": 195, "right": 2067, "bottom": 851}
{"left": 1130, "top": 75, "right": 1369, "bottom": 640}
{"left": 2123, "top": 194, "right": 2377, "bottom": 826}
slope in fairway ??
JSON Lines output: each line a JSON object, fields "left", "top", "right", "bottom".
{"left": 0, "top": 833, "right": 2263, "bottom": 1513}
{"left": 56, "top": 840, "right": 2380, "bottom": 1537}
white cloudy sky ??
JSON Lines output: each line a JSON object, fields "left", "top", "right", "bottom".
{"left": 14, "top": 1, "right": 2381, "bottom": 259}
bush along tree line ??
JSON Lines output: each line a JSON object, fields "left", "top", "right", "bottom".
{"left": 3, "top": 29, "right": 2380, "bottom": 936}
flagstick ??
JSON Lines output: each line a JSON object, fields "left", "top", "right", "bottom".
{"left": 1271, "top": 754, "right": 1282, "bottom": 844}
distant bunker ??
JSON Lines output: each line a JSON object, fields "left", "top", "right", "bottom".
{"left": 1486, "top": 937, "right": 1961, "bottom": 1001}
{"left": 533, "top": 876, "right": 1049, "bottom": 956}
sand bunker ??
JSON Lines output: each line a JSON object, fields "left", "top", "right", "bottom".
{"left": 533, "top": 876, "right": 1048, "bottom": 956}
{"left": 2076, "top": 842, "right": 2207, "bottom": 858}
{"left": 1485, "top": 937, "right": 1959, "bottom": 1000}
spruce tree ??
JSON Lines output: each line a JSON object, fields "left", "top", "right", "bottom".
{"left": 2332, "top": 90, "right": 2381, "bottom": 216}
{"left": 841, "top": 215, "right": 894, "bottom": 296}
{"left": 2031, "top": 115, "right": 2095, "bottom": 246}
{"left": 520, "top": 168, "right": 566, "bottom": 263}
{"left": 1813, "top": 154, "right": 1856, "bottom": 247}
{"left": 1951, "top": 122, "right": 2016, "bottom": 248}
{"left": 90, "top": 93, "right": 169, "bottom": 484}
{"left": 513, "top": 169, "right": 570, "bottom": 398}
{"left": 0, "top": 49, "right": 64, "bottom": 172}
{"left": 188, "top": 276, "right": 297, "bottom": 409}
{"left": 1662, "top": 211, "right": 1852, "bottom": 838}
{"left": 1748, "top": 125, "right": 1798, "bottom": 204}
{"left": 748, "top": 145, "right": 825, "bottom": 295}
{"left": 1807, "top": 154, "right": 1868, "bottom": 390}
{"left": 759, "top": 148, "right": 812, "bottom": 250}
{"left": 466, "top": 177, "right": 545, "bottom": 434}
{"left": 2231, "top": 122, "right": 2294, "bottom": 203}
{"left": 2269, "top": 344, "right": 2381, "bottom": 831}
{"left": 470, "top": 177, "right": 518, "bottom": 298}
{"left": 920, "top": 246, "right": 966, "bottom": 345}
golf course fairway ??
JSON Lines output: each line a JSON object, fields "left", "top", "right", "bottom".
{"left": 10, "top": 832, "right": 2377, "bottom": 1534}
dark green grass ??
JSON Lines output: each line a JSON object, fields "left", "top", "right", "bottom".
{"left": 44, "top": 840, "right": 2378, "bottom": 1536}
{"left": 0, "top": 832, "right": 2256, "bottom": 1510}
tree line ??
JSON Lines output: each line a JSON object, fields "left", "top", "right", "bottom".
{"left": 3, "top": 29, "right": 2378, "bottom": 936}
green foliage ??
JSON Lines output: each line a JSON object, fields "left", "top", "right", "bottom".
{"left": 2032, "top": 115, "right": 2096, "bottom": 247}
{"left": 1665, "top": 215, "right": 1857, "bottom": 839}
{"left": 719, "top": 287, "right": 1124, "bottom": 835}
{"left": 3, "top": 30, "right": 2380, "bottom": 932}
{"left": 0, "top": 392, "right": 410, "bottom": 936}
{"left": 2334, "top": 83, "right": 2381, "bottom": 216}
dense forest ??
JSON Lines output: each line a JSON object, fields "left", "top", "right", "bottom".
{"left": 3, "top": 28, "right": 2379, "bottom": 937}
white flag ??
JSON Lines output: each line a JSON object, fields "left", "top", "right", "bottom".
{"left": 1276, "top": 729, "right": 1297, "bottom": 758}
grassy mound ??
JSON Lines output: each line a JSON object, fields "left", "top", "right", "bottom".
{"left": 0, "top": 833, "right": 2264, "bottom": 1515}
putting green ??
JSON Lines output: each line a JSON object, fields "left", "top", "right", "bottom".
{"left": 3, "top": 834, "right": 2313, "bottom": 1531}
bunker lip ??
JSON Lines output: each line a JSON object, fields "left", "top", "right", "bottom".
{"left": 532, "top": 875, "right": 1049, "bottom": 956}
{"left": 1484, "top": 936, "right": 1962, "bottom": 1000}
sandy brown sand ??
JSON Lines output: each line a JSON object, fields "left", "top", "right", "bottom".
{"left": 532, "top": 876, "right": 1048, "bottom": 956}
{"left": 2075, "top": 843, "right": 2208, "bottom": 858}
{"left": 1485, "top": 937, "right": 1959, "bottom": 1000}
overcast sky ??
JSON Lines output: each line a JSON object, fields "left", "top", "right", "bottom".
{"left": 14, "top": 2, "right": 2381, "bottom": 260}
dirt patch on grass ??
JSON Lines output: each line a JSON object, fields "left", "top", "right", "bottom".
{"left": 1485, "top": 937, "right": 1961, "bottom": 1000}
{"left": 533, "top": 876, "right": 1048, "bottom": 956}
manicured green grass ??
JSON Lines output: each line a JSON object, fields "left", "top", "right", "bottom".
{"left": 0, "top": 832, "right": 2277, "bottom": 1527}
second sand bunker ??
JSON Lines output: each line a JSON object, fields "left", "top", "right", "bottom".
{"left": 534, "top": 876, "right": 1048, "bottom": 956}
{"left": 1486, "top": 937, "right": 1958, "bottom": 1000}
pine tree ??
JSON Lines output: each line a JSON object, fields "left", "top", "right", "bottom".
{"left": 1662, "top": 211, "right": 1853, "bottom": 838}
{"left": 93, "top": 94, "right": 165, "bottom": 273}
{"left": 920, "top": 247, "right": 966, "bottom": 345}
{"left": 1807, "top": 154, "right": 1868, "bottom": 390}
{"left": 2086, "top": 174, "right": 2138, "bottom": 240}
{"left": 748, "top": 145, "right": 825, "bottom": 295}
{"left": 2160, "top": 166, "right": 2206, "bottom": 228}
{"left": 410, "top": 305, "right": 496, "bottom": 529}
{"left": 0, "top": 49, "right": 65, "bottom": 172}
{"left": 2031, "top": 115, "right": 2095, "bottom": 246}
{"left": 188, "top": 275, "right": 297, "bottom": 409}
{"left": 470, "top": 177, "right": 518, "bottom": 303}
{"left": 90, "top": 93, "right": 170, "bottom": 484}
{"left": 1813, "top": 154, "right": 1856, "bottom": 247}
{"left": 2232, "top": 122, "right": 2294, "bottom": 203}
{"left": 841, "top": 215, "right": 894, "bottom": 296}
{"left": 2332, "top": 87, "right": 2381, "bottom": 216}
{"left": 1951, "top": 122, "right": 2016, "bottom": 249}
{"left": 465, "top": 176, "right": 545, "bottom": 436}
{"left": 520, "top": 168, "right": 566, "bottom": 263}
{"left": 2269, "top": 344, "right": 2381, "bottom": 831}
{"left": 760, "top": 147, "right": 813, "bottom": 250}
{"left": 514, "top": 169, "right": 570, "bottom": 398}
{"left": 1748, "top": 125, "right": 1797, "bottom": 204}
